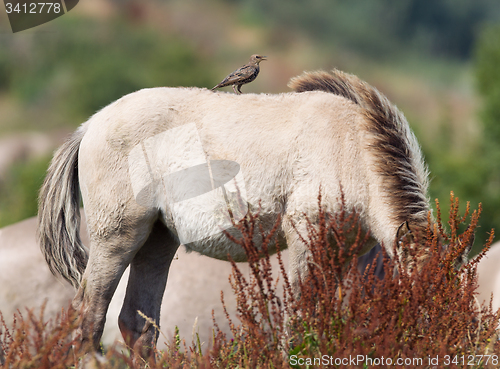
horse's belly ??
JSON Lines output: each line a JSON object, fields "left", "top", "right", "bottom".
{"left": 183, "top": 231, "right": 248, "bottom": 261}
{"left": 179, "top": 211, "right": 284, "bottom": 262}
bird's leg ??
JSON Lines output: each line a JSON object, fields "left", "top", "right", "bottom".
{"left": 237, "top": 85, "right": 243, "bottom": 94}
{"left": 232, "top": 85, "right": 239, "bottom": 94}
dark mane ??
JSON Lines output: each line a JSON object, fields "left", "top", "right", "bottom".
{"left": 288, "top": 70, "right": 430, "bottom": 229}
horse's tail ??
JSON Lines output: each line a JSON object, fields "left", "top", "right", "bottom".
{"left": 288, "top": 69, "right": 430, "bottom": 229}
{"left": 37, "top": 124, "right": 89, "bottom": 288}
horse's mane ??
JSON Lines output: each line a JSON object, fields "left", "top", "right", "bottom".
{"left": 288, "top": 70, "right": 430, "bottom": 229}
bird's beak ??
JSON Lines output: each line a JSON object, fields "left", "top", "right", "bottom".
{"left": 261, "top": 56, "right": 267, "bottom": 60}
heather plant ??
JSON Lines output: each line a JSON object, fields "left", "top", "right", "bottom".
{"left": 1, "top": 194, "right": 498, "bottom": 368}
{"left": 284, "top": 193, "right": 498, "bottom": 368}
{"left": 207, "top": 192, "right": 499, "bottom": 368}
{"left": 0, "top": 305, "right": 82, "bottom": 368}
{"left": 209, "top": 209, "right": 289, "bottom": 368}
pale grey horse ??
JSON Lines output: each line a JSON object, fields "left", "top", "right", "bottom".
{"left": 476, "top": 241, "right": 500, "bottom": 312}
{"left": 38, "top": 69, "right": 435, "bottom": 359}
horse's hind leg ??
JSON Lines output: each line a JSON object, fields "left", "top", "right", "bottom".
{"left": 118, "top": 220, "right": 179, "bottom": 360}
{"left": 71, "top": 210, "right": 157, "bottom": 355}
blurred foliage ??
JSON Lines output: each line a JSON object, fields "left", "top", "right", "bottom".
{"left": 235, "top": 0, "right": 500, "bottom": 60}
{"left": 0, "top": 12, "right": 216, "bottom": 225}
{"left": 468, "top": 24, "right": 500, "bottom": 250}
{"left": 476, "top": 25, "right": 500, "bottom": 140}
{"left": 424, "top": 149, "right": 492, "bottom": 253}
{"left": 420, "top": 23, "right": 500, "bottom": 252}
{"left": 0, "top": 155, "right": 50, "bottom": 227}
{"left": 0, "top": 16, "right": 215, "bottom": 121}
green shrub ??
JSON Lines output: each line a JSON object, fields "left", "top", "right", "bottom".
{"left": 233, "top": 0, "right": 500, "bottom": 60}
{"left": 0, "top": 155, "right": 50, "bottom": 228}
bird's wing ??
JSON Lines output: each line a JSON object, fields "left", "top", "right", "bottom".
{"left": 219, "top": 65, "right": 255, "bottom": 85}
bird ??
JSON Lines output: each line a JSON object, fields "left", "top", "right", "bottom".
{"left": 212, "top": 54, "right": 267, "bottom": 94}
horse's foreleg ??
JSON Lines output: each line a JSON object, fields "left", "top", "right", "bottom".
{"left": 282, "top": 217, "right": 311, "bottom": 295}
{"left": 118, "top": 221, "right": 178, "bottom": 362}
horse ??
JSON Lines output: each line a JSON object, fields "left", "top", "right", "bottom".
{"left": 476, "top": 241, "right": 500, "bottom": 312}
{"left": 37, "top": 68, "right": 434, "bottom": 359}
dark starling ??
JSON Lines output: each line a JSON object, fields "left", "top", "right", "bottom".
{"left": 212, "top": 54, "right": 267, "bottom": 94}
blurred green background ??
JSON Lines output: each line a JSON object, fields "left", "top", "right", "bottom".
{"left": 0, "top": 0, "right": 500, "bottom": 253}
